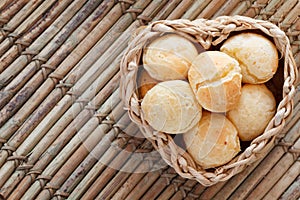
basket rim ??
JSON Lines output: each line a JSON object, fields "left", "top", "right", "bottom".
{"left": 120, "top": 15, "right": 298, "bottom": 186}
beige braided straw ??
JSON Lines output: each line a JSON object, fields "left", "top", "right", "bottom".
{"left": 120, "top": 15, "right": 298, "bottom": 186}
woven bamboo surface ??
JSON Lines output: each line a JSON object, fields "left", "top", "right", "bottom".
{"left": 0, "top": 0, "right": 299, "bottom": 199}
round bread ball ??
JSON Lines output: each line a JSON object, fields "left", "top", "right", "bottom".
{"left": 227, "top": 84, "right": 276, "bottom": 141}
{"left": 141, "top": 80, "right": 202, "bottom": 134}
{"left": 143, "top": 34, "right": 198, "bottom": 81}
{"left": 183, "top": 111, "right": 240, "bottom": 169}
{"left": 188, "top": 51, "right": 242, "bottom": 112}
{"left": 220, "top": 33, "right": 278, "bottom": 84}
{"left": 137, "top": 69, "right": 159, "bottom": 98}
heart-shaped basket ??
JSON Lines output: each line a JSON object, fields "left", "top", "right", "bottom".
{"left": 120, "top": 15, "right": 298, "bottom": 186}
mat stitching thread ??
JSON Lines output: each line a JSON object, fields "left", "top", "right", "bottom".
{"left": 251, "top": 2, "right": 267, "bottom": 16}
{"left": 179, "top": 185, "right": 195, "bottom": 198}
{"left": 118, "top": 0, "right": 135, "bottom": 14}
{"left": 119, "top": 0, "right": 152, "bottom": 25}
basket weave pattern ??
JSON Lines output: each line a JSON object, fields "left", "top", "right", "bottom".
{"left": 120, "top": 15, "right": 298, "bottom": 186}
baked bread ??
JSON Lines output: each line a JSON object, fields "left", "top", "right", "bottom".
{"left": 188, "top": 51, "right": 242, "bottom": 112}
{"left": 143, "top": 34, "right": 198, "bottom": 81}
{"left": 137, "top": 69, "right": 159, "bottom": 98}
{"left": 227, "top": 84, "right": 276, "bottom": 141}
{"left": 220, "top": 32, "right": 278, "bottom": 84}
{"left": 141, "top": 80, "right": 202, "bottom": 134}
{"left": 183, "top": 111, "right": 240, "bottom": 169}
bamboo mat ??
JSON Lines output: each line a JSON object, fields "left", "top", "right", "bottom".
{"left": 0, "top": 0, "right": 299, "bottom": 199}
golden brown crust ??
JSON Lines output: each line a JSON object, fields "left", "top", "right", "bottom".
{"left": 227, "top": 84, "right": 276, "bottom": 141}
{"left": 143, "top": 34, "right": 198, "bottom": 81}
{"left": 188, "top": 51, "right": 242, "bottom": 112}
{"left": 183, "top": 111, "right": 240, "bottom": 169}
{"left": 220, "top": 33, "right": 278, "bottom": 84}
{"left": 141, "top": 80, "right": 202, "bottom": 134}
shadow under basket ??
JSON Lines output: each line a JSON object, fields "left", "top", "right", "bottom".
{"left": 120, "top": 15, "right": 298, "bottom": 186}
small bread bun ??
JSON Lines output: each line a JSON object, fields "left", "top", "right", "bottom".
{"left": 141, "top": 80, "right": 202, "bottom": 134}
{"left": 220, "top": 33, "right": 278, "bottom": 84}
{"left": 143, "top": 34, "right": 198, "bottom": 81}
{"left": 137, "top": 69, "right": 159, "bottom": 98}
{"left": 188, "top": 51, "right": 242, "bottom": 112}
{"left": 227, "top": 84, "right": 276, "bottom": 141}
{"left": 183, "top": 111, "right": 240, "bottom": 169}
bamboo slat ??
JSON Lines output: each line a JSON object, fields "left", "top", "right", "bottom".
{"left": 79, "top": 139, "right": 141, "bottom": 200}
{"left": 263, "top": 160, "right": 300, "bottom": 199}
{"left": 152, "top": 0, "right": 182, "bottom": 21}
{"left": 124, "top": 168, "right": 169, "bottom": 200}
{"left": 166, "top": 0, "right": 194, "bottom": 20}
{"left": 110, "top": 156, "right": 165, "bottom": 200}
{"left": 0, "top": 0, "right": 116, "bottom": 150}
{"left": 0, "top": 0, "right": 108, "bottom": 116}
{"left": 66, "top": 126, "right": 142, "bottom": 199}
{"left": 2, "top": 2, "right": 146, "bottom": 137}
{"left": 0, "top": 67, "right": 120, "bottom": 192}
{"left": 181, "top": 0, "right": 212, "bottom": 20}
{"left": 212, "top": 0, "right": 240, "bottom": 18}
{"left": 196, "top": 0, "right": 227, "bottom": 19}
{"left": 0, "top": 0, "right": 43, "bottom": 43}
{"left": 142, "top": 169, "right": 181, "bottom": 200}
{"left": 0, "top": 0, "right": 159, "bottom": 181}
{"left": 94, "top": 140, "right": 156, "bottom": 200}
{"left": 246, "top": 137, "right": 300, "bottom": 199}
{"left": 0, "top": 0, "right": 16, "bottom": 12}
{"left": 29, "top": 103, "right": 126, "bottom": 200}
{"left": 229, "top": 0, "right": 256, "bottom": 16}
{"left": 53, "top": 119, "right": 140, "bottom": 199}
{"left": 0, "top": 1, "right": 155, "bottom": 188}
{"left": 88, "top": 136, "right": 147, "bottom": 199}
{"left": 0, "top": 0, "right": 58, "bottom": 58}
{"left": 5, "top": 87, "right": 121, "bottom": 200}
{"left": 197, "top": 182, "right": 227, "bottom": 200}
{"left": 5, "top": 0, "right": 162, "bottom": 156}
{"left": 0, "top": 0, "right": 88, "bottom": 89}
{"left": 7, "top": 94, "right": 121, "bottom": 199}
{"left": 278, "top": 1, "right": 300, "bottom": 31}
{"left": 0, "top": 0, "right": 101, "bottom": 110}
{"left": 269, "top": 0, "right": 298, "bottom": 25}
{"left": 0, "top": 0, "right": 29, "bottom": 27}
{"left": 280, "top": 175, "right": 300, "bottom": 200}
{"left": 0, "top": 72, "right": 120, "bottom": 198}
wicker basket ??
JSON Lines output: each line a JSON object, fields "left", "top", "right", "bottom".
{"left": 120, "top": 15, "right": 298, "bottom": 186}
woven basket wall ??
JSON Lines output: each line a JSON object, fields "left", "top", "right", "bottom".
{"left": 0, "top": 0, "right": 299, "bottom": 199}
